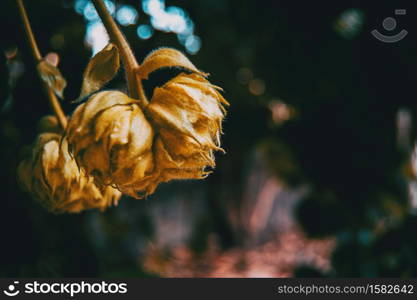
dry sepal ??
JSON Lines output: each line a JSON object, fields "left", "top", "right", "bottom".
{"left": 18, "top": 116, "right": 121, "bottom": 213}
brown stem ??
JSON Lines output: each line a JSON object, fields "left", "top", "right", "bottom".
{"left": 92, "top": 0, "right": 147, "bottom": 105}
{"left": 16, "top": 0, "right": 68, "bottom": 129}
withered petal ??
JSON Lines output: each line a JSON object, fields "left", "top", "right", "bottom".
{"left": 137, "top": 48, "right": 206, "bottom": 80}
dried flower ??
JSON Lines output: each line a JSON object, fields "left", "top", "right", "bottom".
{"left": 18, "top": 119, "right": 121, "bottom": 213}
{"left": 66, "top": 47, "right": 229, "bottom": 199}
{"left": 139, "top": 48, "right": 229, "bottom": 182}
{"left": 66, "top": 90, "right": 155, "bottom": 197}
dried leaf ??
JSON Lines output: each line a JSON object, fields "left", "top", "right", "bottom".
{"left": 37, "top": 60, "right": 67, "bottom": 99}
{"left": 74, "top": 43, "right": 120, "bottom": 103}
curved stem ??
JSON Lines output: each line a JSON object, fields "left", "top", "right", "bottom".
{"left": 92, "top": 0, "right": 147, "bottom": 105}
{"left": 16, "top": 0, "right": 67, "bottom": 129}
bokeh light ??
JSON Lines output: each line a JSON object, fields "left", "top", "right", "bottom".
{"left": 44, "top": 52, "right": 60, "bottom": 67}
{"left": 85, "top": 21, "right": 109, "bottom": 55}
{"left": 82, "top": 0, "right": 115, "bottom": 21}
{"left": 116, "top": 5, "right": 139, "bottom": 26}
{"left": 137, "top": 24, "right": 154, "bottom": 39}
{"left": 248, "top": 78, "right": 266, "bottom": 96}
{"left": 74, "top": 0, "right": 116, "bottom": 55}
{"left": 74, "top": 0, "right": 88, "bottom": 14}
{"left": 184, "top": 35, "right": 201, "bottom": 54}
{"left": 334, "top": 8, "right": 364, "bottom": 39}
{"left": 142, "top": 0, "right": 201, "bottom": 54}
{"left": 268, "top": 100, "right": 294, "bottom": 124}
{"left": 74, "top": 0, "right": 201, "bottom": 55}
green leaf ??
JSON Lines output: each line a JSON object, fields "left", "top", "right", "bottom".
{"left": 74, "top": 43, "right": 120, "bottom": 103}
{"left": 37, "top": 60, "right": 67, "bottom": 99}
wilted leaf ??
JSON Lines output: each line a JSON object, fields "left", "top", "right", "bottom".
{"left": 74, "top": 43, "right": 120, "bottom": 103}
{"left": 37, "top": 60, "right": 67, "bottom": 99}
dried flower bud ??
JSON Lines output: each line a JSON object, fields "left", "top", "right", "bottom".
{"left": 66, "top": 91, "right": 155, "bottom": 196}
{"left": 18, "top": 133, "right": 121, "bottom": 213}
{"left": 139, "top": 48, "right": 229, "bottom": 182}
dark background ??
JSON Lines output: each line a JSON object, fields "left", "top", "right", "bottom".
{"left": 1, "top": 0, "right": 416, "bottom": 277}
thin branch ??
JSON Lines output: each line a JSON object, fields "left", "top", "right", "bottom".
{"left": 16, "top": 0, "right": 68, "bottom": 129}
{"left": 92, "top": 0, "right": 147, "bottom": 105}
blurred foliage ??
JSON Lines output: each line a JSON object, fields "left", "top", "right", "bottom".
{"left": 1, "top": 0, "right": 416, "bottom": 277}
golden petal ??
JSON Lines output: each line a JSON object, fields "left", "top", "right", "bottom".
{"left": 78, "top": 91, "right": 137, "bottom": 130}
{"left": 137, "top": 48, "right": 206, "bottom": 80}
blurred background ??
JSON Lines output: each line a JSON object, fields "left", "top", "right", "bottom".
{"left": 1, "top": 0, "right": 416, "bottom": 277}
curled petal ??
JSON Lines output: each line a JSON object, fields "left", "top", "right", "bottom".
{"left": 137, "top": 47, "right": 206, "bottom": 80}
